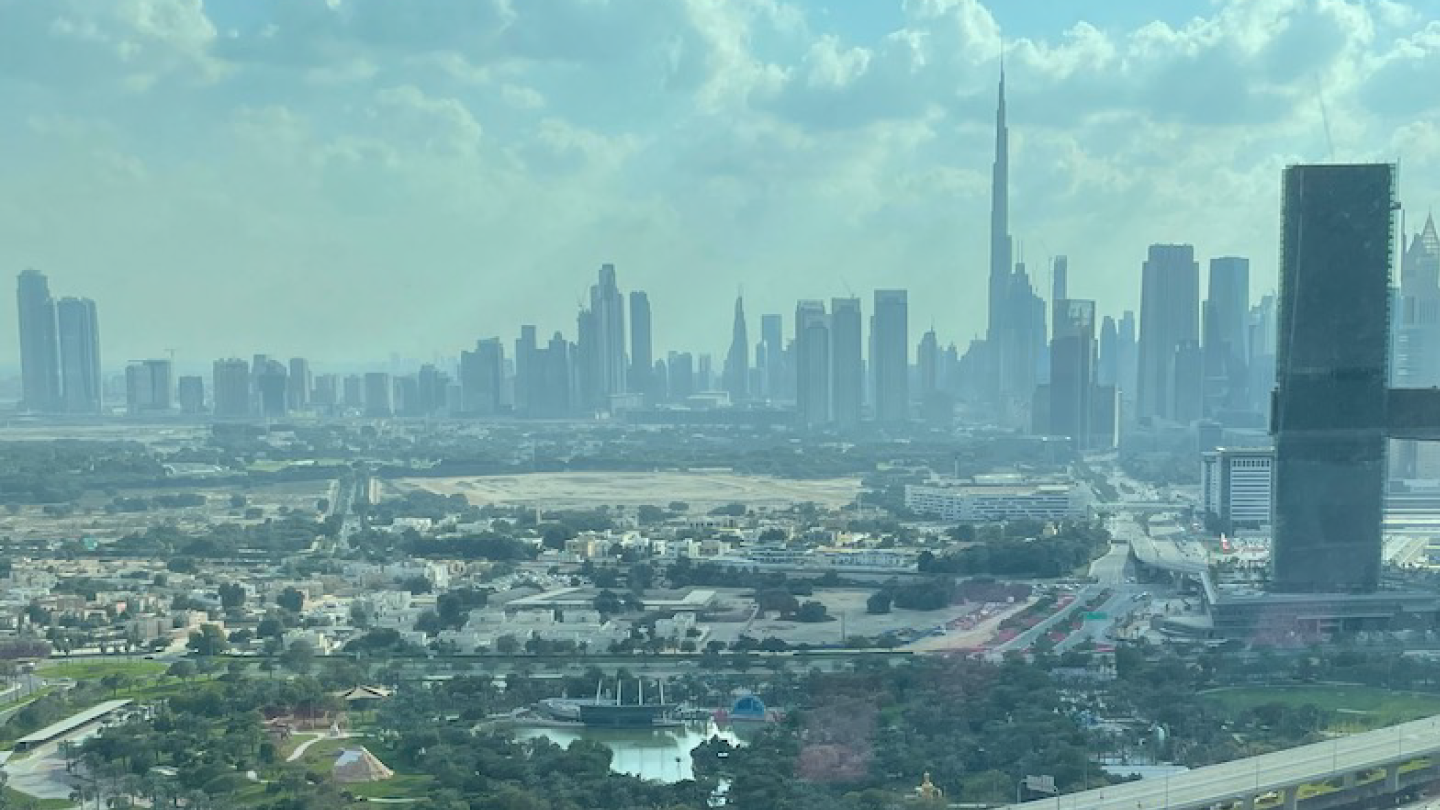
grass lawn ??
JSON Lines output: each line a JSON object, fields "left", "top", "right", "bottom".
{"left": 2, "top": 784, "right": 73, "bottom": 809}
{"left": 39, "top": 659, "right": 166, "bottom": 681}
{"left": 1203, "top": 685, "right": 1440, "bottom": 730}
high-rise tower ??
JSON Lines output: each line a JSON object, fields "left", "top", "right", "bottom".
{"left": 17, "top": 269, "right": 62, "bottom": 412}
{"left": 56, "top": 297, "right": 101, "bottom": 414}
{"left": 723, "top": 295, "right": 749, "bottom": 404}
{"left": 873, "top": 289, "right": 910, "bottom": 423}
{"left": 985, "top": 68, "right": 1013, "bottom": 403}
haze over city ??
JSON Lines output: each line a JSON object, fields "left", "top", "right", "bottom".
{"left": 4, "top": 0, "right": 1440, "bottom": 363}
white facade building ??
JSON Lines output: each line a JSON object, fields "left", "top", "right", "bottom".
{"left": 1200, "top": 447, "right": 1273, "bottom": 527}
{"left": 904, "top": 481, "right": 1087, "bottom": 522}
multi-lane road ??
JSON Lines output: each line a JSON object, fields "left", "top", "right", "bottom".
{"left": 1006, "top": 715, "right": 1440, "bottom": 810}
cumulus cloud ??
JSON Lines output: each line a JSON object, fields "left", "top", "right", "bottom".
{"left": 0, "top": 0, "right": 1436, "bottom": 366}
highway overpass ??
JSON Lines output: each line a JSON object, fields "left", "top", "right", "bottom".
{"left": 1004, "top": 715, "right": 1440, "bottom": 810}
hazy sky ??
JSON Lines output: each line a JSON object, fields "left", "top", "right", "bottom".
{"left": 3, "top": 0, "right": 1440, "bottom": 368}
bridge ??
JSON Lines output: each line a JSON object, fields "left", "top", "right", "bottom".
{"left": 1003, "top": 716, "right": 1440, "bottom": 810}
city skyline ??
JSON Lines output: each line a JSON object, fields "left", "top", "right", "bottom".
{"left": 3, "top": 0, "right": 1438, "bottom": 363}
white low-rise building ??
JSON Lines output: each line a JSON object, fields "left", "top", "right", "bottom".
{"left": 905, "top": 480, "right": 1087, "bottom": 522}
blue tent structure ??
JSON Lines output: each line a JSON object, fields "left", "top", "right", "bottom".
{"left": 730, "top": 694, "right": 766, "bottom": 721}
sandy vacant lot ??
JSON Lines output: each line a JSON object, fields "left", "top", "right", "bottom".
{"left": 390, "top": 472, "right": 862, "bottom": 511}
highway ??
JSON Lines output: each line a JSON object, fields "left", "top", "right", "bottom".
{"left": 1005, "top": 716, "right": 1440, "bottom": 810}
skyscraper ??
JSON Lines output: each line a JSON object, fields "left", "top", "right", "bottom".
{"left": 628, "top": 292, "right": 652, "bottom": 400}
{"left": 16, "top": 269, "right": 61, "bottom": 413}
{"left": 56, "top": 297, "right": 101, "bottom": 414}
{"left": 460, "top": 338, "right": 504, "bottom": 415}
{"left": 1050, "top": 256, "right": 1069, "bottom": 335}
{"left": 873, "top": 290, "right": 909, "bottom": 423}
{"left": 178, "top": 375, "right": 205, "bottom": 414}
{"left": 759, "top": 314, "right": 785, "bottom": 402}
{"left": 1117, "top": 310, "right": 1138, "bottom": 409}
{"left": 287, "top": 358, "right": 312, "bottom": 411}
{"left": 917, "top": 329, "right": 940, "bottom": 398}
{"left": 1048, "top": 300, "right": 1097, "bottom": 449}
{"left": 985, "top": 67, "right": 1012, "bottom": 404}
{"left": 666, "top": 352, "right": 694, "bottom": 401}
{"left": 830, "top": 297, "right": 862, "bottom": 428}
{"left": 1393, "top": 215, "right": 1440, "bottom": 476}
{"left": 212, "top": 358, "right": 252, "bottom": 417}
{"left": 1271, "top": 164, "right": 1395, "bottom": 593}
{"left": 126, "top": 360, "right": 173, "bottom": 415}
{"left": 1097, "top": 315, "right": 1118, "bottom": 388}
{"left": 1203, "top": 257, "right": 1251, "bottom": 416}
{"left": 723, "top": 296, "right": 749, "bottom": 404}
{"left": 1137, "top": 244, "right": 1200, "bottom": 421}
{"left": 795, "top": 300, "right": 831, "bottom": 427}
{"left": 581, "top": 263, "right": 627, "bottom": 409}
{"left": 515, "top": 325, "right": 538, "bottom": 415}
{"left": 364, "top": 372, "right": 394, "bottom": 417}
{"left": 255, "top": 359, "right": 288, "bottom": 416}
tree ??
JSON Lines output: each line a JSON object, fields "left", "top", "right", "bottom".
{"left": 228, "top": 494, "right": 247, "bottom": 509}
{"left": 795, "top": 601, "right": 829, "bottom": 623}
{"left": 414, "top": 611, "right": 444, "bottom": 636}
{"left": 349, "top": 602, "right": 372, "bottom": 628}
{"left": 627, "top": 563, "right": 654, "bottom": 593}
{"left": 866, "top": 591, "right": 893, "bottom": 615}
{"left": 495, "top": 634, "right": 521, "bottom": 655}
{"left": 276, "top": 586, "right": 305, "bottom": 613}
{"left": 280, "top": 639, "right": 316, "bottom": 674}
{"left": 593, "top": 590, "right": 623, "bottom": 616}
{"left": 217, "top": 582, "right": 246, "bottom": 611}
{"left": 187, "top": 624, "right": 230, "bottom": 657}
{"left": 755, "top": 588, "right": 800, "bottom": 616}
{"left": 167, "top": 660, "right": 196, "bottom": 681}
{"left": 256, "top": 616, "right": 284, "bottom": 639}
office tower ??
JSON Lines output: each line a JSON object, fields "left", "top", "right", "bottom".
{"left": 1043, "top": 299, "right": 1096, "bottom": 449}
{"left": 697, "top": 354, "right": 713, "bottom": 392}
{"left": 651, "top": 359, "right": 668, "bottom": 401}
{"left": 578, "top": 263, "right": 627, "bottom": 410}
{"left": 1097, "top": 316, "right": 1118, "bottom": 388}
{"left": 530, "top": 332, "right": 574, "bottom": 418}
{"left": 393, "top": 375, "right": 420, "bottom": 417}
{"left": 759, "top": 314, "right": 785, "bottom": 401}
{"left": 287, "top": 358, "right": 312, "bottom": 411}
{"left": 125, "top": 360, "right": 173, "bottom": 415}
{"left": 342, "top": 375, "right": 363, "bottom": 409}
{"left": 515, "top": 325, "right": 538, "bottom": 414}
{"left": 1171, "top": 339, "right": 1204, "bottom": 424}
{"left": 667, "top": 352, "right": 694, "bottom": 401}
{"left": 629, "top": 292, "right": 652, "bottom": 400}
{"left": 985, "top": 67, "right": 1012, "bottom": 404}
{"left": 795, "top": 300, "right": 831, "bottom": 426}
{"left": 1203, "top": 257, "right": 1251, "bottom": 416}
{"left": 576, "top": 308, "right": 598, "bottom": 410}
{"left": 212, "top": 358, "right": 252, "bottom": 417}
{"left": 873, "top": 290, "right": 909, "bottom": 423}
{"left": 16, "top": 269, "right": 61, "bottom": 412}
{"left": 416, "top": 364, "right": 448, "bottom": 417}
{"left": 254, "top": 359, "right": 288, "bottom": 416}
{"left": 1137, "top": 244, "right": 1200, "bottom": 421}
{"left": 363, "top": 372, "right": 394, "bottom": 417}
{"left": 830, "top": 298, "right": 862, "bottom": 428}
{"left": 1050, "top": 256, "right": 1068, "bottom": 335}
{"left": 56, "top": 297, "right": 101, "bottom": 414}
{"left": 312, "top": 374, "right": 338, "bottom": 409}
{"left": 723, "top": 295, "right": 749, "bottom": 404}
{"left": 460, "top": 338, "right": 504, "bottom": 415}
{"left": 1271, "top": 164, "right": 1395, "bottom": 593}
{"left": 1392, "top": 216, "right": 1440, "bottom": 477}
{"left": 1117, "top": 310, "right": 1138, "bottom": 406}
{"left": 918, "top": 330, "right": 939, "bottom": 397}
{"left": 178, "top": 375, "right": 205, "bottom": 414}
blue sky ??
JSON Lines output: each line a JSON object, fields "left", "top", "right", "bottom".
{"left": 2, "top": 0, "right": 1439, "bottom": 367}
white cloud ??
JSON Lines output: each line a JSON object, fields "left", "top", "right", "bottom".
{"left": 0, "top": 0, "right": 1436, "bottom": 366}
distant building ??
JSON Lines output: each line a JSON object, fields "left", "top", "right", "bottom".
{"left": 1200, "top": 447, "right": 1272, "bottom": 528}
{"left": 628, "top": 292, "right": 652, "bottom": 401}
{"left": 873, "top": 290, "right": 909, "bottom": 423}
{"left": 1137, "top": 244, "right": 1200, "bottom": 422}
{"left": 312, "top": 374, "right": 338, "bottom": 409}
{"left": 759, "top": 314, "right": 786, "bottom": 402}
{"left": 1203, "top": 257, "right": 1251, "bottom": 417}
{"left": 460, "top": 338, "right": 504, "bottom": 415}
{"left": 722, "top": 295, "right": 749, "bottom": 404}
{"left": 125, "top": 359, "right": 173, "bottom": 414}
{"left": 212, "top": 358, "right": 251, "bottom": 417}
{"left": 342, "top": 374, "right": 364, "bottom": 410}
{"left": 795, "top": 300, "right": 830, "bottom": 426}
{"left": 16, "top": 269, "right": 61, "bottom": 412}
{"left": 364, "top": 372, "right": 393, "bottom": 417}
{"left": 56, "top": 297, "right": 101, "bottom": 414}
{"left": 905, "top": 481, "right": 1086, "bottom": 522}
{"left": 255, "top": 359, "right": 288, "bottom": 417}
{"left": 287, "top": 357, "right": 312, "bottom": 411}
{"left": 830, "top": 297, "right": 862, "bottom": 428}
{"left": 177, "top": 375, "right": 205, "bottom": 414}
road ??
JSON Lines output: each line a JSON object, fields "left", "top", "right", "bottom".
{"left": 1006, "top": 716, "right": 1440, "bottom": 810}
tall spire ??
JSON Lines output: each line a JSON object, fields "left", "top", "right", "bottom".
{"left": 723, "top": 294, "right": 749, "bottom": 403}
{"left": 986, "top": 54, "right": 1013, "bottom": 391}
